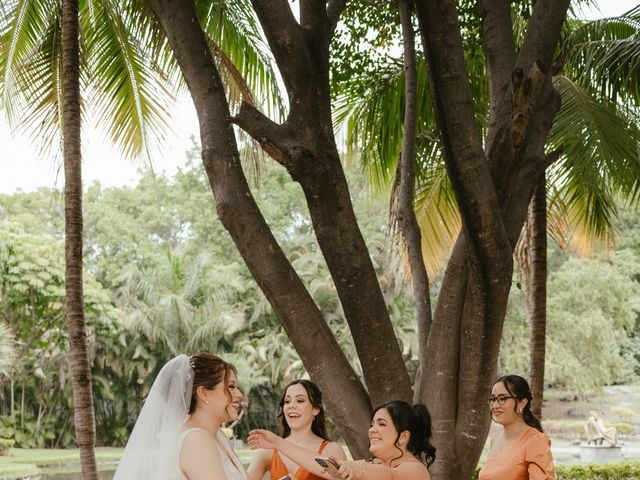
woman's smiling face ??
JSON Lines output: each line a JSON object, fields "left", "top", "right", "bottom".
{"left": 489, "top": 381, "right": 526, "bottom": 427}
{"left": 282, "top": 383, "right": 319, "bottom": 431}
{"left": 368, "top": 408, "right": 399, "bottom": 460}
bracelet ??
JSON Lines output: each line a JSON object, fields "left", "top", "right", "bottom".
{"left": 356, "top": 460, "right": 365, "bottom": 479}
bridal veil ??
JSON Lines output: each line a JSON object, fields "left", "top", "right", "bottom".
{"left": 113, "top": 354, "right": 194, "bottom": 480}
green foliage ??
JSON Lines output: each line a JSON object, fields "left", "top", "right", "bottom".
{"left": 609, "top": 406, "right": 634, "bottom": 421}
{"left": 500, "top": 246, "right": 640, "bottom": 392}
{"left": 555, "top": 462, "right": 640, "bottom": 479}
{"left": 474, "top": 462, "right": 640, "bottom": 479}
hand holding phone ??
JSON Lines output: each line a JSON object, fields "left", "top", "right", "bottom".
{"left": 314, "top": 456, "right": 342, "bottom": 479}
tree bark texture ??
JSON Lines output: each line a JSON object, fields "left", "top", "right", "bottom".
{"left": 528, "top": 176, "right": 548, "bottom": 419}
{"left": 238, "top": 0, "right": 413, "bottom": 406}
{"left": 62, "top": 0, "right": 98, "bottom": 478}
{"left": 396, "top": 0, "right": 433, "bottom": 397}
{"left": 143, "top": 0, "right": 374, "bottom": 456}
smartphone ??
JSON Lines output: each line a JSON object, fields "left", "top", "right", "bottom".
{"left": 314, "top": 456, "right": 341, "bottom": 478}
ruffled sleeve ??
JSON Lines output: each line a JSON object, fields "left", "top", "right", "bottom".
{"left": 525, "top": 431, "right": 555, "bottom": 480}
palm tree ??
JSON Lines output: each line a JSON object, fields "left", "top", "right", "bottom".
{"left": 117, "top": 248, "right": 248, "bottom": 357}
{"left": 60, "top": 1, "right": 99, "bottom": 477}
{"left": 1, "top": 0, "right": 282, "bottom": 475}
{"left": 335, "top": 4, "right": 640, "bottom": 418}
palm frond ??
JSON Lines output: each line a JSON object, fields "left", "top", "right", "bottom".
{"left": 546, "top": 180, "right": 617, "bottom": 257}
{"left": 195, "top": 0, "right": 285, "bottom": 120}
{"left": 1, "top": 0, "right": 59, "bottom": 124}
{"left": 334, "top": 59, "right": 436, "bottom": 190}
{"left": 563, "top": 5, "right": 640, "bottom": 105}
{"left": 84, "top": 0, "right": 175, "bottom": 161}
{"left": 7, "top": 4, "right": 68, "bottom": 158}
{"left": 548, "top": 75, "right": 640, "bottom": 234}
{"left": 414, "top": 158, "right": 460, "bottom": 278}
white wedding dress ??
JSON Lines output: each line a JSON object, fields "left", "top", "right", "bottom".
{"left": 175, "top": 428, "right": 248, "bottom": 480}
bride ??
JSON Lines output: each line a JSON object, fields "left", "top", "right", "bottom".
{"left": 113, "top": 352, "right": 248, "bottom": 480}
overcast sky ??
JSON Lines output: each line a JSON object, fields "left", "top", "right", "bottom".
{"left": 1, "top": 0, "right": 638, "bottom": 194}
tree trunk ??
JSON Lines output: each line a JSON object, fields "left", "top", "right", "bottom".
{"left": 396, "top": 0, "right": 433, "bottom": 395}
{"left": 528, "top": 176, "right": 547, "bottom": 419}
{"left": 413, "top": 1, "right": 569, "bottom": 478}
{"left": 62, "top": 0, "right": 98, "bottom": 478}
{"left": 238, "top": 0, "right": 414, "bottom": 406}
{"left": 143, "top": 0, "right": 373, "bottom": 456}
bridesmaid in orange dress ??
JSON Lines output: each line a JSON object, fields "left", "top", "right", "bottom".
{"left": 479, "top": 375, "right": 555, "bottom": 480}
{"left": 250, "top": 400, "right": 436, "bottom": 480}
{"left": 247, "top": 380, "right": 346, "bottom": 480}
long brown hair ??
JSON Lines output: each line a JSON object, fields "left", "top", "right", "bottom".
{"left": 278, "top": 379, "right": 329, "bottom": 440}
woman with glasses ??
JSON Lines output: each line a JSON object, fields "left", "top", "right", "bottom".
{"left": 478, "top": 374, "right": 554, "bottom": 480}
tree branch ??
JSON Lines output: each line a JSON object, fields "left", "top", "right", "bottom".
{"left": 249, "top": 0, "right": 312, "bottom": 99}
{"left": 480, "top": 0, "right": 516, "bottom": 128}
{"left": 516, "top": 0, "right": 571, "bottom": 72}
{"left": 327, "top": 0, "right": 348, "bottom": 39}
{"left": 396, "top": 0, "right": 433, "bottom": 395}
{"left": 414, "top": 0, "right": 512, "bottom": 288}
{"left": 232, "top": 102, "right": 292, "bottom": 167}
{"left": 482, "top": 0, "right": 569, "bottom": 193}
{"left": 504, "top": 83, "right": 562, "bottom": 246}
{"left": 300, "top": 0, "right": 328, "bottom": 41}
{"left": 144, "top": 0, "right": 373, "bottom": 455}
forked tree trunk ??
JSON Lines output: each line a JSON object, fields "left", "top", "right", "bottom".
{"left": 413, "top": 1, "right": 569, "bottom": 478}
{"left": 528, "top": 176, "right": 548, "bottom": 419}
{"left": 145, "top": 1, "right": 571, "bottom": 478}
{"left": 62, "top": 0, "right": 97, "bottom": 478}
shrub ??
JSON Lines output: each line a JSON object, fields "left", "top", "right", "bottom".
{"left": 474, "top": 462, "right": 640, "bottom": 479}
{"left": 612, "top": 422, "right": 635, "bottom": 435}
{"left": 556, "top": 462, "right": 640, "bottom": 479}
{"left": 610, "top": 406, "right": 634, "bottom": 422}
{"left": 0, "top": 438, "right": 14, "bottom": 455}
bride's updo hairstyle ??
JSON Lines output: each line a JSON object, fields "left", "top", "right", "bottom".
{"left": 188, "top": 352, "right": 236, "bottom": 414}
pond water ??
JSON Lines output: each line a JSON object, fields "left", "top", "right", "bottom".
{"left": 35, "top": 470, "right": 115, "bottom": 480}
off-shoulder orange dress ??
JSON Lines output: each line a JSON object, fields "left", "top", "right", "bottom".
{"left": 478, "top": 427, "right": 555, "bottom": 480}
{"left": 270, "top": 439, "right": 330, "bottom": 480}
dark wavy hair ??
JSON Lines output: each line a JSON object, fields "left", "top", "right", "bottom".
{"left": 493, "top": 374, "right": 543, "bottom": 432}
{"left": 278, "top": 379, "right": 329, "bottom": 440}
{"left": 373, "top": 400, "right": 436, "bottom": 467}
{"left": 188, "top": 352, "right": 236, "bottom": 414}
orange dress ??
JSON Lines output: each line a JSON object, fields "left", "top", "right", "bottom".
{"left": 270, "top": 439, "right": 330, "bottom": 480}
{"left": 479, "top": 428, "right": 555, "bottom": 480}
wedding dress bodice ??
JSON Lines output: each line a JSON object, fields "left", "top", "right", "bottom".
{"left": 175, "top": 428, "right": 248, "bottom": 480}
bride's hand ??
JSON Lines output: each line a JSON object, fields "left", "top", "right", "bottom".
{"left": 247, "top": 429, "right": 279, "bottom": 450}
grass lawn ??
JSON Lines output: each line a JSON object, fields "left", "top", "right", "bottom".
{"left": 0, "top": 448, "right": 123, "bottom": 479}
{"left": 0, "top": 447, "right": 256, "bottom": 479}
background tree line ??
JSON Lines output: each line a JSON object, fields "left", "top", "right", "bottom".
{"left": 1, "top": 143, "right": 639, "bottom": 448}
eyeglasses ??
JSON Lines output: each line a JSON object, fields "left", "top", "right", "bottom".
{"left": 486, "top": 395, "right": 515, "bottom": 406}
